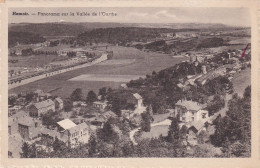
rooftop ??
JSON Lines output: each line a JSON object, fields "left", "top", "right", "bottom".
{"left": 18, "top": 116, "right": 39, "bottom": 127}
{"left": 68, "top": 122, "right": 89, "bottom": 134}
{"left": 33, "top": 99, "right": 55, "bottom": 110}
{"left": 176, "top": 100, "right": 203, "bottom": 111}
{"left": 133, "top": 93, "right": 142, "bottom": 100}
{"left": 55, "top": 97, "right": 63, "bottom": 104}
{"left": 57, "top": 119, "right": 77, "bottom": 130}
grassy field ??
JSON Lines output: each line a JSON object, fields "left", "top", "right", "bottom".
{"left": 9, "top": 46, "right": 187, "bottom": 98}
{"left": 134, "top": 125, "right": 169, "bottom": 143}
{"left": 232, "top": 68, "right": 251, "bottom": 97}
{"left": 152, "top": 113, "right": 171, "bottom": 123}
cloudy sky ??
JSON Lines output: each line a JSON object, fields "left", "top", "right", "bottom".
{"left": 9, "top": 7, "right": 250, "bottom": 27}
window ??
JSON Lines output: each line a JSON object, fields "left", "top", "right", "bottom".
{"left": 202, "top": 113, "right": 206, "bottom": 119}
{"left": 192, "top": 112, "right": 195, "bottom": 115}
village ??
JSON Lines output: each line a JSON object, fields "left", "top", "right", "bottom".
{"left": 8, "top": 39, "right": 251, "bottom": 157}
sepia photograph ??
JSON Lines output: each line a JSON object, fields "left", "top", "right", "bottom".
{"left": 7, "top": 7, "right": 251, "bottom": 158}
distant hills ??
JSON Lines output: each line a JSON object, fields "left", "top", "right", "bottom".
{"left": 9, "top": 22, "right": 248, "bottom": 37}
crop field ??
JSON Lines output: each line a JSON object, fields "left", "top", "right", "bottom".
{"left": 9, "top": 46, "right": 187, "bottom": 98}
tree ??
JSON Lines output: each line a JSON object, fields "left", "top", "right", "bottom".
{"left": 167, "top": 118, "right": 180, "bottom": 143}
{"left": 70, "top": 88, "right": 83, "bottom": 101}
{"left": 88, "top": 134, "right": 97, "bottom": 157}
{"left": 52, "top": 137, "right": 62, "bottom": 151}
{"left": 25, "top": 92, "right": 34, "bottom": 102}
{"left": 98, "top": 118, "right": 119, "bottom": 143}
{"left": 140, "top": 112, "right": 151, "bottom": 132}
{"left": 98, "top": 87, "right": 107, "bottom": 101}
{"left": 86, "top": 90, "right": 97, "bottom": 104}
{"left": 21, "top": 142, "right": 30, "bottom": 158}
{"left": 197, "top": 130, "right": 207, "bottom": 144}
{"left": 64, "top": 99, "right": 73, "bottom": 112}
{"left": 110, "top": 97, "right": 123, "bottom": 117}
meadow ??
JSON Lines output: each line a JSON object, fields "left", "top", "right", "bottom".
{"left": 9, "top": 46, "right": 187, "bottom": 98}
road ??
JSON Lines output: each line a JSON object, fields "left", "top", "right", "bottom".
{"left": 129, "top": 119, "right": 172, "bottom": 145}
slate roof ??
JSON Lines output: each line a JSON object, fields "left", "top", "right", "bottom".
{"left": 176, "top": 100, "right": 203, "bottom": 111}
{"left": 33, "top": 99, "right": 54, "bottom": 109}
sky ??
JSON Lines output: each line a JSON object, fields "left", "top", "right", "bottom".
{"left": 9, "top": 7, "right": 251, "bottom": 27}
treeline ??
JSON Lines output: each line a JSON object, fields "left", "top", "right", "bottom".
{"left": 197, "top": 37, "right": 224, "bottom": 49}
{"left": 136, "top": 37, "right": 225, "bottom": 54}
{"left": 210, "top": 86, "right": 251, "bottom": 157}
{"left": 8, "top": 31, "right": 46, "bottom": 48}
{"left": 77, "top": 27, "right": 176, "bottom": 45}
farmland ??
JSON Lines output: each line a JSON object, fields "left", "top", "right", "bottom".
{"left": 9, "top": 46, "right": 187, "bottom": 98}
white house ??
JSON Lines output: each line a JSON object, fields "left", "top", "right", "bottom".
{"left": 174, "top": 100, "right": 209, "bottom": 123}
{"left": 57, "top": 119, "right": 90, "bottom": 147}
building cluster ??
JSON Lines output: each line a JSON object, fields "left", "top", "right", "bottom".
{"left": 8, "top": 89, "right": 92, "bottom": 158}
{"left": 177, "top": 47, "right": 251, "bottom": 91}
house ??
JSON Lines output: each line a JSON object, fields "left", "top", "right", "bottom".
{"left": 92, "top": 111, "right": 117, "bottom": 127}
{"left": 29, "top": 99, "right": 55, "bottom": 117}
{"left": 9, "top": 110, "right": 29, "bottom": 135}
{"left": 57, "top": 119, "right": 90, "bottom": 147}
{"left": 93, "top": 101, "right": 107, "bottom": 111}
{"left": 67, "top": 122, "right": 90, "bottom": 147}
{"left": 126, "top": 93, "right": 144, "bottom": 108}
{"left": 123, "top": 93, "right": 146, "bottom": 117}
{"left": 73, "top": 101, "right": 87, "bottom": 107}
{"left": 34, "top": 90, "right": 52, "bottom": 102}
{"left": 17, "top": 116, "right": 42, "bottom": 140}
{"left": 54, "top": 97, "right": 64, "bottom": 111}
{"left": 120, "top": 83, "right": 128, "bottom": 89}
{"left": 175, "top": 100, "right": 209, "bottom": 123}
{"left": 8, "top": 105, "right": 22, "bottom": 116}
{"left": 57, "top": 119, "right": 77, "bottom": 131}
